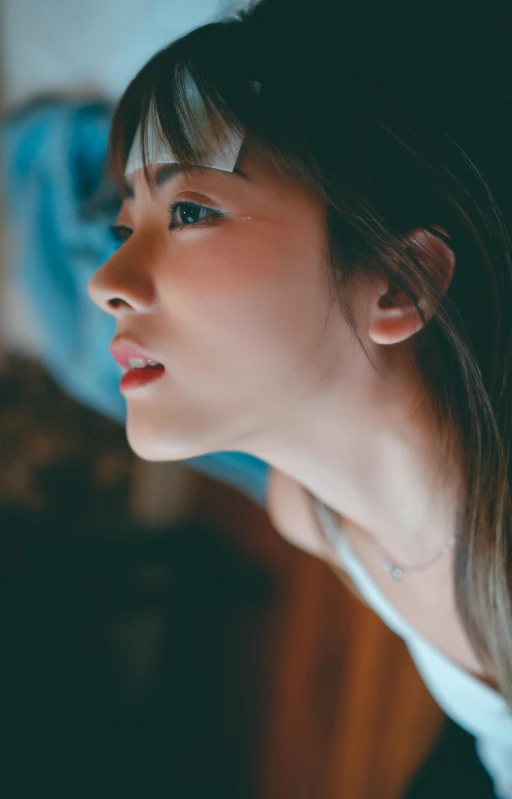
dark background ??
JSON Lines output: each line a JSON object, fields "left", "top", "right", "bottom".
{"left": 0, "top": 355, "right": 496, "bottom": 799}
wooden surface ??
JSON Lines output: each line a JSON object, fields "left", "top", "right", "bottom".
{"left": 193, "top": 471, "right": 446, "bottom": 799}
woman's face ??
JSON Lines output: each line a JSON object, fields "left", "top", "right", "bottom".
{"left": 88, "top": 148, "right": 347, "bottom": 462}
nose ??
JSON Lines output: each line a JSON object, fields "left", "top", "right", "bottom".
{"left": 88, "top": 246, "right": 157, "bottom": 317}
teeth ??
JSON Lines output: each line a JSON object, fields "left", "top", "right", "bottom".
{"left": 126, "top": 357, "right": 162, "bottom": 370}
{"left": 127, "top": 357, "right": 151, "bottom": 369}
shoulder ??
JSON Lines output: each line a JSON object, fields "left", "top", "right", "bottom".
{"left": 266, "top": 468, "right": 333, "bottom": 560}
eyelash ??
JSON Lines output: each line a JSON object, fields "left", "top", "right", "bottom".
{"left": 109, "top": 201, "right": 224, "bottom": 244}
{"left": 169, "top": 201, "right": 224, "bottom": 230}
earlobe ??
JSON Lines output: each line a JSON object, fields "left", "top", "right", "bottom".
{"left": 368, "top": 225, "right": 455, "bottom": 346}
{"left": 369, "top": 286, "right": 425, "bottom": 345}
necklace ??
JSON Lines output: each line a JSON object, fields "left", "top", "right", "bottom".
{"left": 311, "top": 491, "right": 460, "bottom": 583}
{"left": 370, "top": 532, "right": 460, "bottom": 582}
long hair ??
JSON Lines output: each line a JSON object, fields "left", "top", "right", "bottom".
{"left": 108, "top": 0, "right": 512, "bottom": 703}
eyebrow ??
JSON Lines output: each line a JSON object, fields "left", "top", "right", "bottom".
{"left": 122, "top": 163, "right": 248, "bottom": 199}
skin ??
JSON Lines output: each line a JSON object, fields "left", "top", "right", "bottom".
{"left": 88, "top": 146, "right": 460, "bottom": 568}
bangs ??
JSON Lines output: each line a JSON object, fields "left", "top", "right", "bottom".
{"left": 108, "top": 18, "right": 310, "bottom": 194}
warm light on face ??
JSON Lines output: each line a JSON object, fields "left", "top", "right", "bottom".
{"left": 88, "top": 147, "right": 339, "bottom": 464}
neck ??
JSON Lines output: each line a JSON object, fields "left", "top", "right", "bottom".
{"left": 240, "top": 352, "right": 464, "bottom": 566}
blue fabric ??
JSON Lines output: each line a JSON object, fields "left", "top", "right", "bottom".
{"left": 2, "top": 98, "right": 270, "bottom": 508}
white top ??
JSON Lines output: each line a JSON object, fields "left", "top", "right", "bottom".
{"left": 313, "top": 496, "right": 512, "bottom": 799}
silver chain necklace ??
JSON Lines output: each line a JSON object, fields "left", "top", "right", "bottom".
{"left": 312, "top": 492, "right": 460, "bottom": 583}
{"left": 371, "top": 532, "right": 460, "bottom": 582}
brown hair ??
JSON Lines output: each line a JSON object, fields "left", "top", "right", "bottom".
{"left": 108, "top": 1, "right": 512, "bottom": 703}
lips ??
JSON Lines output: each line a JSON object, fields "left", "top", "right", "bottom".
{"left": 110, "top": 337, "right": 166, "bottom": 392}
{"left": 110, "top": 338, "right": 164, "bottom": 372}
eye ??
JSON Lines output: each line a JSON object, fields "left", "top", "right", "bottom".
{"left": 110, "top": 224, "right": 132, "bottom": 244}
{"left": 169, "top": 201, "right": 223, "bottom": 230}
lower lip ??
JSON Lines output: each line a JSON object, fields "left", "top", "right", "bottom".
{"left": 120, "top": 365, "right": 165, "bottom": 391}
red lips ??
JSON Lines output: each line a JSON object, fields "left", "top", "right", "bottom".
{"left": 109, "top": 337, "right": 164, "bottom": 370}
{"left": 110, "top": 337, "right": 166, "bottom": 391}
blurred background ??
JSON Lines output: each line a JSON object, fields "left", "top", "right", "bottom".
{"left": 0, "top": 2, "right": 495, "bottom": 797}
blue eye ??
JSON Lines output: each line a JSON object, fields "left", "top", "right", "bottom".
{"left": 169, "top": 201, "right": 223, "bottom": 230}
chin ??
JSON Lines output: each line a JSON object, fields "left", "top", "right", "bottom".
{"left": 126, "top": 424, "right": 188, "bottom": 462}
{"left": 126, "top": 430, "right": 168, "bottom": 462}
{"left": 125, "top": 417, "right": 212, "bottom": 463}
{"left": 124, "top": 399, "right": 242, "bottom": 462}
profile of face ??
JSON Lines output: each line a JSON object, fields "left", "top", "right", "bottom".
{"left": 87, "top": 130, "right": 455, "bottom": 466}
{"left": 87, "top": 147, "right": 353, "bottom": 462}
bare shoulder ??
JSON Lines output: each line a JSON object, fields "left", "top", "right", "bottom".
{"left": 266, "top": 468, "right": 332, "bottom": 559}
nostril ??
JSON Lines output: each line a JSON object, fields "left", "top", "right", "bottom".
{"left": 108, "top": 297, "right": 129, "bottom": 310}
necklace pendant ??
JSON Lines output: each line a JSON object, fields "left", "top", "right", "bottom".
{"left": 383, "top": 561, "right": 403, "bottom": 581}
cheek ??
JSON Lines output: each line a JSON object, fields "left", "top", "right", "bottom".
{"left": 121, "top": 217, "right": 337, "bottom": 460}
{"left": 156, "top": 219, "right": 330, "bottom": 372}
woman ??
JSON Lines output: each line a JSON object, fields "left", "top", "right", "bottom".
{"left": 88, "top": 1, "right": 512, "bottom": 795}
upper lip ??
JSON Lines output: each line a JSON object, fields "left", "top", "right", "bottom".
{"left": 110, "top": 337, "right": 164, "bottom": 370}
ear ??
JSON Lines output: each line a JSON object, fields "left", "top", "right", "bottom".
{"left": 368, "top": 225, "right": 455, "bottom": 346}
